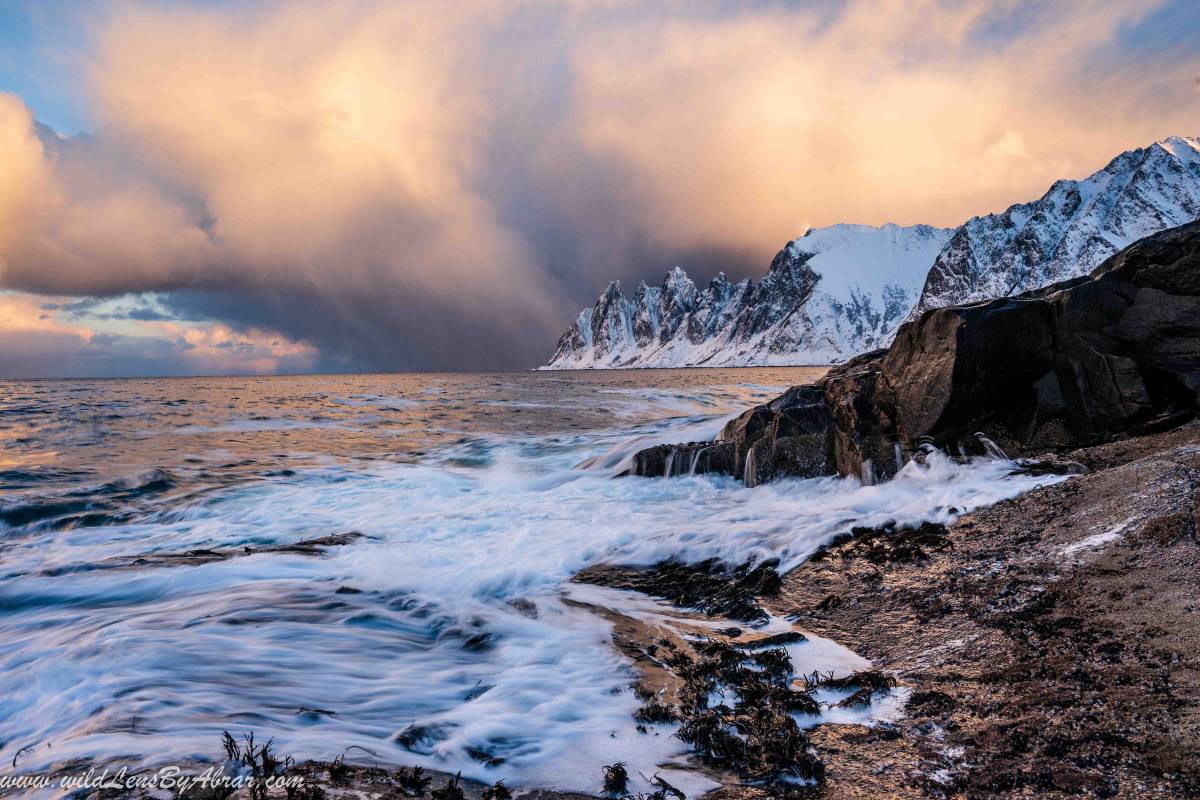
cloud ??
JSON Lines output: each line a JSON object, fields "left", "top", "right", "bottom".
{"left": 1, "top": 0, "right": 1198, "bottom": 374}
{"left": 565, "top": 0, "right": 1198, "bottom": 242}
{"left": 0, "top": 291, "right": 318, "bottom": 377}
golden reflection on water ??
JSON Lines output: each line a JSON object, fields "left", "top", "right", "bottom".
{"left": 0, "top": 368, "right": 828, "bottom": 489}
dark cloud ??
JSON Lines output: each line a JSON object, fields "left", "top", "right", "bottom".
{"left": 2, "top": 1, "right": 1198, "bottom": 376}
{"left": 160, "top": 286, "right": 564, "bottom": 373}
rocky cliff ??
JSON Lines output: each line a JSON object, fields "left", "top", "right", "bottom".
{"left": 633, "top": 221, "right": 1200, "bottom": 484}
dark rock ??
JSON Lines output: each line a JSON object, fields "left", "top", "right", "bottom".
{"left": 721, "top": 383, "right": 836, "bottom": 485}
{"left": 823, "top": 350, "right": 898, "bottom": 482}
{"left": 874, "top": 222, "right": 1200, "bottom": 457}
{"left": 630, "top": 441, "right": 735, "bottom": 478}
{"left": 573, "top": 558, "right": 782, "bottom": 624}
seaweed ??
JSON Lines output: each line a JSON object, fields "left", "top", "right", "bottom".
{"left": 905, "top": 690, "right": 957, "bottom": 715}
{"left": 602, "top": 762, "right": 629, "bottom": 796}
{"left": 634, "top": 696, "right": 679, "bottom": 724}
{"left": 396, "top": 765, "right": 433, "bottom": 794}
{"left": 666, "top": 636, "right": 825, "bottom": 783}
{"left": 575, "top": 558, "right": 782, "bottom": 623}
{"left": 837, "top": 521, "right": 952, "bottom": 564}
{"left": 676, "top": 709, "right": 747, "bottom": 764}
{"left": 327, "top": 755, "right": 350, "bottom": 786}
{"left": 816, "top": 669, "right": 897, "bottom": 692}
{"left": 218, "top": 731, "right": 293, "bottom": 800}
{"left": 740, "top": 631, "right": 806, "bottom": 648}
{"left": 431, "top": 772, "right": 466, "bottom": 800}
{"left": 835, "top": 687, "right": 877, "bottom": 708}
{"left": 645, "top": 773, "right": 686, "bottom": 800}
{"left": 481, "top": 780, "right": 512, "bottom": 800}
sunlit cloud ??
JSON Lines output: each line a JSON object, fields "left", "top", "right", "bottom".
{"left": 0, "top": 0, "right": 1197, "bottom": 376}
{"left": 0, "top": 290, "right": 318, "bottom": 377}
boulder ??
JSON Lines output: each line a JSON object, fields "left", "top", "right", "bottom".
{"left": 876, "top": 222, "right": 1200, "bottom": 457}
{"left": 718, "top": 384, "right": 832, "bottom": 485}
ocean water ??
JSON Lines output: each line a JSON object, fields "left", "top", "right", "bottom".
{"left": 0, "top": 370, "right": 1060, "bottom": 794}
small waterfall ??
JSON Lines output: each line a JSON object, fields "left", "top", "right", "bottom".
{"left": 743, "top": 443, "right": 758, "bottom": 488}
{"left": 860, "top": 458, "right": 876, "bottom": 487}
{"left": 894, "top": 442, "right": 904, "bottom": 473}
{"left": 688, "top": 446, "right": 706, "bottom": 476}
{"left": 974, "top": 432, "right": 1010, "bottom": 460}
{"left": 663, "top": 448, "right": 677, "bottom": 478}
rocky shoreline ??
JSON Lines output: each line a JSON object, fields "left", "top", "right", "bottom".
{"left": 760, "top": 421, "right": 1200, "bottom": 798}
{"left": 92, "top": 421, "right": 1196, "bottom": 800}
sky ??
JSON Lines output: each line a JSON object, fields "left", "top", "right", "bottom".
{"left": 0, "top": 0, "right": 1198, "bottom": 378}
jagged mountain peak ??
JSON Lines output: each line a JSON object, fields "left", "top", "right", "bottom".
{"left": 546, "top": 136, "right": 1200, "bottom": 370}
{"left": 663, "top": 264, "right": 690, "bottom": 282}
{"left": 545, "top": 224, "right": 951, "bottom": 369}
{"left": 912, "top": 134, "right": 1200, "bottom": 316}
{"left": 599, "top": 280, "right": 623, "bottom": 300}
{"left": 661, "top": 265, "right": 697, "bottom": 298}
{"left": 1154, "top": 135, "right": 1200, "bottom": 160}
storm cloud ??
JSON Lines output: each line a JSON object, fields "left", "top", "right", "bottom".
{"left": 1, "top": 0, "right": 1198, "bottom": 374}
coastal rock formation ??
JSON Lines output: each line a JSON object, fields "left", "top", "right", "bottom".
{"left": 634, "top": 221, "right": 1200, "bottom": 483}
{"left": 548, "top": 137, "right": 1200, "bottom": 370}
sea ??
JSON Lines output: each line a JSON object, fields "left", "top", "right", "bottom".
{"left": 0, "top": 369, "right": 1057, "bottom": 795}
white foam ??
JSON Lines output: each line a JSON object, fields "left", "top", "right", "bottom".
{"left": 0, "top": 416, "right": 1066, "bottom": 793}
{"left": 1061, "top": 520, "right": 1130, "bottom": 556}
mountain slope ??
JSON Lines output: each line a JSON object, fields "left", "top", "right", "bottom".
{"left": 544, "top": 223, "right": 952, "bottom": 369}
{"left": 544, "top": 136, "right": 1200, "bottom": 370}
{"left": 913, "top": 136, "right": 1200, "bottom": 314}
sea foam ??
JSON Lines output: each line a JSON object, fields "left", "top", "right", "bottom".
{"left": 0, "top": 376, "right": 1063, "bottom": 795}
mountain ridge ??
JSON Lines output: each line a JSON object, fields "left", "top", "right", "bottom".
{"left": 543, "top": 222, "right": 952, "bottom": 369}
{"left": 913, "top": 135, "right": 1200, "bottom": 315}
{"left": 544, "top": 136, "right": 1200, "bottom": 370}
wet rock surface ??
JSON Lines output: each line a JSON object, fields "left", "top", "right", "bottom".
{"left": 770, "top": 422, "right": 1200, "bottom": 799}
{"left": 635, "top": 222, "right": 1200, "bottom": 485}
{"left": 630, "top": 442, "right": 737, "bottom": 478}
{"left": 78, "top": 426, "right": 1200, "bottom": 800}
{"left": 574, "top": 559, "right": 783, "bottom": 624}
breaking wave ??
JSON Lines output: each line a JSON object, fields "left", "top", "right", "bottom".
{"left": 0, "top": 370, "right": 1063, "bottom": 794}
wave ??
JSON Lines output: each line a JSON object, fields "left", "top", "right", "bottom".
{"left": 0, "top": 421, "right": 1062, "bottom": 793}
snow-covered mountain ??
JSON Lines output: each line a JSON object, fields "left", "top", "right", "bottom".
{"left": 913, "top": 136, "right": 1200, "bottom": 315}
{"left": 544, "top": 136, "right": 1200, "bottom": 370}
{"left": 544, "top": 223, "right": 953, "bottom": 369}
